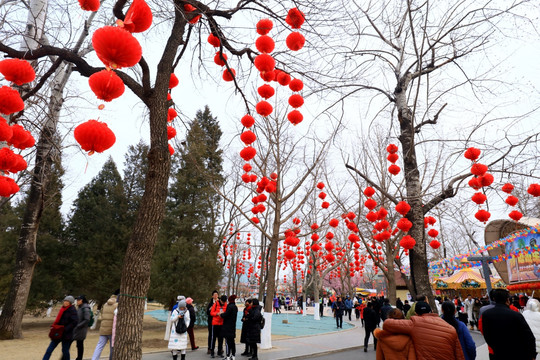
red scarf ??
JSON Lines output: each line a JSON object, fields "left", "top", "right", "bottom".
{"left": 54, "top": 305, "right": 70, "bottom": 325}
{"left": 244, "top": 304, "right": 252, "bottom": 315}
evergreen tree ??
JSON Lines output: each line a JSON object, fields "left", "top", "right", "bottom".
{"left": 150, "top": 106, "right": 224, "bottom": 306}
{"left": 65, "top": 158, "right": 130, "bottom": 305}
{"left": 0, "top": 203, "right": 20, "bottom": 304}
{"left": 123, "top": 141, "right": 149, "bottom": 218}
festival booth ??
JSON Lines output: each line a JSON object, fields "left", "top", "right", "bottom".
{"left": 432, "top": 267, "right": 505, "bottom": 298}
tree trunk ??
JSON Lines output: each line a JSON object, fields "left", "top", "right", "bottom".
{"left": 385, "top": 269, "right": 397, "bottom": 305}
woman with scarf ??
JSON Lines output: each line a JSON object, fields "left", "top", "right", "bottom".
{"left": 240, "top": 299, "right": 253, "bottom": 356}
{"left": 168, "top": 299, "right": 190, "bottom": 360}
{"left": 43, "top": 295, "right": 79, "bottom": 360}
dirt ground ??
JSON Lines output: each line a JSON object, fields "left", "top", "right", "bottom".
{"left": 0, "top": 303, "right": 287, "bottom": 360}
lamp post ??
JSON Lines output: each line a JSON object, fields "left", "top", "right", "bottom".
{"left": 467, "top": 256, "right": 493, "bottom": 294}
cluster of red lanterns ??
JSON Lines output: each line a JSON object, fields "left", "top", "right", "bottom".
{"left": 285, "top": 8, "right": 306, "bottom": 52}
{"left": 387, "top": 144, "right": 401, "bottom": 175}
{"left": 464, "top": 147, "right": 493, "bottom": 223}
{"left": 206, "top": 29, "right": 236, "bottom": 82}
{"left": 424, "top": 218, "right": 440, "bottom": 250}
{"left": 499, "top": 182, "right": 522, "bottom": 222}
{"left": 0, "top": 58, "right": 36, "bottom": 197}
{"left": 317, "top": 181, "right": 330, "bottom": 208}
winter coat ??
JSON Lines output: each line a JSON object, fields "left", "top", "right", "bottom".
{"left": 382, "top": 314, "right": 465, "bottom": 360}
{"left": 523, "top": 299, "right": 540, "bottom": 354}
{"left": 99, "top": 295, "right": 118, "bottom": 336}
{"left": 344, "top": 298, "right": 353, "bottom": 310}
{"left": 168, "top": 308, "right": 190, "bottom": 350}
{"left": 187, "top": 304, "right": 196, "bottom": 329}
{"left": 482, "top": 303, "right": 536, "bottom": 360}
{"left": 72, "top": 303, "right": 91, "bottom": 341}
{"left": 463, "top": 298, "right": 474, "bottom": 322}
{"left": 332, "top": 301, "right": 345, "bottom": 317}
{"left": 245, "top": 305, "right": 263, "bottom": 343}
{"left": 58, "top": 305, "right": 79, "bottom": 341}
{"left": 210, "top": 301, "right": 227, "bottom": 326}
{"left": 455, "top": 318, "right": 476, "bottom": 360}
{"left": 220, "top": 302, "right": 238, "bottom": 339}
{"left": 363, "top": 307, "right": 379, "bottom": 331}
{"left": 380, "top": 304, "right": 393, "bottom": 321}
{"left": 374, "top": 328, "right": 416, "bottom": 360}
{"left": 207, "top": 298, "right": 217, "bottom": 326}
{"left": 240, "top": 306, "right": 251, "bottom": 344}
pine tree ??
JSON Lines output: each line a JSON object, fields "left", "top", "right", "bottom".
{"left": 150, "top": 106, "right": 224, "bottom": 306}
{"left": 65, "top": 158, "right": 130, "bottom": 305}
{"left": 0, "top": 203, "right": 20, "bottom": 304}
{"left": 123, "top": 141, "right": 149, "bottom": 218}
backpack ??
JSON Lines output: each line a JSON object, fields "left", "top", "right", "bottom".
{"left": 175, "top": 315, "right": 187, "bottom": 334}
{"left": 87, "top": 308, "right": 95, "bottom": 328}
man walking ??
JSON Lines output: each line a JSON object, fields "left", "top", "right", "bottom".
{"left": 344, "top": 295, "right": 353, "bottom": 321}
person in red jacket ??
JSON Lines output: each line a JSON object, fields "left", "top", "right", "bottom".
{"left": 209, "top": 295, "right": 227, "bottom": 358}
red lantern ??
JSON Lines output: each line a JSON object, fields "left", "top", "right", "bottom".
{"left": 501, "top": 183, "right": 514, "bottom": 194}
{"left": 88, "top": 70, "right": 125, "bottom": 102}
{"left": 429, "top": 240, "right": 441, "bottom": 249}
{"left": 241, "top": 115, "right": 255, "bottom": 128}
{"left": 222, "top": 68, "right": 236, "bottom": 82}
{"left": 257, "top": 84, "right": 275, "bottom": 99}
{"left": 471, "top": 192, "right": 487, "bottom": 205}
{"left": 168, "top": 108, "right": 177, "bottom": 121}
{"left": 363, "top": 187, "right": 375, "bottom": 197}
{"left": 284, "top": 250, "right": 296, "bottom": 260}
{"left": 317, "top": 182, "right": 325, "bottom": 189}
{"left": 400, "top": 235, "right": 416, "bottom": 250}
{"left": 0, "top": 59, "right": 35, "bottom": 85}
{"left": 364, "top": 198, "right": 377, "bottom": 210}
{"left": 528, "top": 184, "right": 540, "bottom": 197}
{"left": 208, "top": 34, "right": 220, "bottom": 47}
{"left": 325, "top": 253, "right": 335, "bottom": 263}
{"left": 286, "top": 32, "right": 305, "bottom": 51}
{"left": 479, "top": 173, "right": 494, "bottom": 187}
{"left": 74, "top": 120, "right": 116, "bottom": 154}
{"left": 289, "top": 79, "right": 304, "bottom": 92}
{"left": 251, "top": 217, "right": 260, "bottom": 224}
{"left": 318, "top": 192, "right": 326, "bottom": 199}
{"left": 396, "top": 218, "right": 412, "bottom": 232}
{"left": 388, "top": 164, "right": 401, "bottom": 175}
{"left": 387, "top": 144, "right": 398, "bottom": 154}
{"left": 347, "top": 212, "right": 356, "bottom": 220}
{"left": 92, "top": 26, "right": 142, "bottom": 69}
{"left": 348, "top": 234, "right": 360, "bottom": 242}
{"left": 254, "top": 54, "right": 275, "bottom": 73}
{"left": 0, "top": 86, "right": 24, "bottom": 115}
{"left": 509, "top": 210, "right": 523, "bottom": 222}
{"left": 167, "top": 126, "right": 176, "bottom": 140}
{"left": 288, "top": 94, "right": 304, "bottom": 108}
{"left": 214, "top": 52, "right": 228, "bottom": 66}
{"left": 169, "top": 73, "right": 179, "bottom": 89}
{"left": 240, "top": 130, "right": 257, "bottom": 145}
{"left": 256, "top": 101, "right": 273, "bottom": 116}
{"left": 78, "top": 0, "right": 100, "bottom": 11}
{"left": 0, "top": 147, "right": 16, "bottom": 172}
{"left": 366, "top": 212, "right": 377, "bottom": 222}
{"left": 428, "top": 229, "right": 439, "bottom": 238}
{"left": 474, "top": 209, "right": 491, "bottom": 223}
{"left": 468, "top": 177, "right": 482, "bottom": 190}
{"left": 277, "top": 72, "right": 291, "bottom": 86}
{"left": 255, "top": 35, "right": 275, "bottom": 53}
{"left": 329, "top": 218, "right": 339, "bottom": 227}
{"left": 8, "top": 153, "right": 27, "bottom": 173}
{"left": 184, "top": 4, "right": 196, "bottom": 11}
{"left": 260, "top": 70, "right": 275, "bottom": 82}
{"left": 0, "top": 119, "right": 13, "bottom": 142}
{"left": 387, "top": 153, "right": 399, "bottom": 163}
{"left": 321, "top": 201, "right": 330, "bottom": 209}
{"left": 0, "top": 175, "right": 19, "bottom": 197}
{"left": 9, "top": 124, "right": 30, "bottom": 149}
{"left": 123, "top": 0, "right": 153, "bottom": 33}
{"left": 395, "top": 201, "right": 410, "bottom": 216}
{"left": 285, "top": 8, "right": 305, "bottom": 29}
{"left": 256, "top": 19, "right": 273, "bottom": 35}
{"left": 464, "top": 147, "right": 481, "bottom": 161}
{"left": 470, "top": 163, "right": 488, "bottom": 176}
{"left": 240, "top": 147, "right": 257, "bottom": 161}
{"left": 287, "top": 110, "right": 303, "bottom": 125}
{"left": 505, "top": 195, "right": 519, "bottom": 207}
{"left": 325, "top": 241, "right": 334, "bottom": 251}
{"left": 189, "top": 15, "right": 201, "bottom": 24}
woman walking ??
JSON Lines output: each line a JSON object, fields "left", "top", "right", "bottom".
{"left": 245, "top": 298, "right": 263, "bottom": 360}
{"left": 73, "top": 295, "right": 92, "bottom": 360}
{"left": 442, "top": 301, "right": 476, "bottom": 360}
{"left": 168, "top": 299, "right": 190, "bottom": 360}
{"left": 240, "top": 299, "right": 253, "bottom": 356}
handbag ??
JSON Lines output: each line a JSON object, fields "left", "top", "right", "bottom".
{"left": 49, "top": 324, "right": 64, "bottom": 340}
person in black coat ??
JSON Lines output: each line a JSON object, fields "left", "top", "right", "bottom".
{"left": 240, "top": 299, "right": 252, "bottom": 356}
{"left": 43, "top": 295, "right": 79, "bottom": 360}
{"left": 186, "top": 298, "right": 198, "bottom": 350}
{"left": 220, "top": 295, "right": 238, "bottom": 359}
{"left": 245, "top": 298, "right": 263, "bottom": 360}
{"left": 332, "top": 296, "right": 346, "bottom": 328}
{"left": 481, "top": 289, "right": 536, "bottom": 360}
{"left": 363, "top": 302, "right": 379, "bottom": 352}
{"left": 206, "top": 290, "right": 219, "bottom": 354}
{"left": 380, "top": 298, "right": 392, "bottom": 322}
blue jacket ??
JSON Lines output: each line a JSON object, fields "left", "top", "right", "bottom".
{"left": 456, "top": 319, "right": 476, "bottom": 360}
{"left": 344, "top": 298, "right": 353, "bottom": 309}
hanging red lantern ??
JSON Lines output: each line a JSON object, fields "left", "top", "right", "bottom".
{"left": 329, "top": 218, "right": 339, "bottom": 227}
{"left": 260, "top": 70, "right": 275, "bottom": 82}
{"left": 528, "top": 184, "right": 540, "bottom": 197}
{"left": 0, "top": 119, "right": 13, "bottom": 142}
{"left": 241, "top": 174, "right": 250, "bottom": 183}
{"left": 388, "top": 164, "right": 401, "bottom": 175}
{"left": 286, "top": 32, "right": 305, "bottom": 51}
{"left": 395, "top": 201, "right": 410, "bottom": 216}
{"left": 255, "top": 35, "right": 275, "bottom": 53}
{"left": 0, "top": 86, "right": 24, "bottom": 115}
{"left": 285, "top": 8, "right": 305, "bottom": 29}
{"left": 256, "top": 101, "right": 273, "bottom": 116}
{"left": 289, "top": 79, "right": 303, "bottom": 92}
{"left": 429, "top": 240, "right": 441, "bottom": 249}
{"left": 222, "top": 68, "right": 236, "bottom": 82}
{"left": 88, "top": 70, "right": 125, "bottom": 102}
{"left": 0, "top": 175, "right": 19, "bottom": 197}
{"left": 311, "top": 223, "right": 319, "bottom": 230}
{"left": 387, "top": 153, "right": 399, "bottom": 163}
{"left": 270, "top": 172, "right": 277, "bottom": 180}
{"left": 470, "top": 163, "right": 488, "bottom": 176}
{"left": 324, "top": 241, "right": 335, "bottom": 251}
{"left": 189, "top": 15, "right": 201, "bottom": 24}
{"left": 167, "top": 126, "right": 176, "bottom": 140}
{"left": 428, "top": 229, "right": 439, "bottom": 238}
{"left": 347, "top": 212, "right": 356, "bottom": 220}
{"left": 387, "top": 144, "right": 398, "bottom": 154}
{"left": 424, "top": 216, "right": 437, "bottom": 227}
{"left": 0, "top": 59, "right": 35, "bottom": 85}
{"left": 364, "top": 198, "right": 377, "bottom": 210}
{"left": 317, "top": 182, "right": 324, "bottom": 189}
{"left": 377, "top": 208, "right": 388, "bottom": 219}
{"left": 276, "top": 72, "right": 292, "bottom": 86}
{"left": 257, "top": 84, "right": 275, "bottom": 99}
{"left": 509, "top": 210, "right": 523, "bottom": 222}
{"left": 396, "top": 218, "right": 412, "bottom": 232}
{"left": 167, "top": 108, "right": 177, "bottom": 121}
{"left": 9, "top": 153, "right": 27, "bottom": 173}
{"left": 321, "top": 201, "right": 330, "bottom": 209}
{"left": 501, "top": 183, "right": 514, "bottom": 194}
{"left": 241, "top": 114, "right": 255, "bottom": 128}
{"left": 208, "top": 33, "right": 220, "bottom": 47}
{"left": 478, "top": 173, "right": 493, "bottom": 187}
{"left": 284, "top": 250, "right": 296, "bottom": 260}
{"left": 254, "top": 54, "right": 275, "bottom": 73}
{"left": 400, "top": 235, "right": 416, "bottom": 250}
{"left": 92, "top": 26, "right": 142, "bottom": 69}
{"left": 474, "top": 209, "right": 491, "bottom": 223}
{"left": 9, "top": 124, "right": 30, "bottom": 149}
{"left": 0, "top": 147, "right": 16, "bottom": 172}
{"left": 256, "top": 19, "right": 273, "bottom": 35}
{"left": 471, "top": 192, "right": 487, "bottom": 205}
{"left": 169, "top": 73, "right": 179, "bottom": 89}
{"left": 505, "top": 195, "right": 519, "bottom": 207}
{"left": 468, "top": 177, "right": 482, "bottom": 190}
{"left": 214, "top": 52, "right": 228, "bottom": 66}
{"left": 184, "top": 4, "right": 196, "bottom": 12}
{"left": 464, "top": 147, "right": 481, "bottom": 161}
{"left": 318, "top": 192, "right": 326, "bottom": 199}
{"left": 240, "top": 130, "right": 256, "bottom": 145}
{"left": 325, "top": 253, "right": 335, "bottom": 263}
{"left": 122, "top": 0, "right": 153, "bottom": 33}
{"left": 74, "top": 120, "right": 116, "bottom": 155}
{"left": 348, "top": 234, "right": 360, "bottom": 242}
{"left": 363, "top": 187, "right": 375, "bottom": 197}
{"left": 287, "top": 110, "right": 303, "bottom": 125}
{"left": 251, "top": 217, "right": 260, "bottom": 224}
{"left": 78, "top": 0, "right": 100, "bottom": 11}
{"left": 366, "top": 211, "right": 377, "bottom": 222}
{"left": 240, "top": 146, "right": 256, "bottom": 161}
{"left": 288, "top": 94, "right": 304, "bottom": 108}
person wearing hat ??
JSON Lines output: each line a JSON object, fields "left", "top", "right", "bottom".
{"left": 382, "top": 301, "right": 465, "bottom": 360}
{"left": 43, "top": 295, "right": 78, "bottom": 360}
{"left": 220, "top": 295, "right": 239, "bottom": 360}
{"left": 185, "top": 297, "right": 198, "bottom": 350}
{"left": 73, "top": 295, "right": 92, "bottom": 360}
{"left": 168, "top": 299, "right": 190, "bottom": 360}
{"left": 91, "top": 294, "right": 118, "bottom": 360}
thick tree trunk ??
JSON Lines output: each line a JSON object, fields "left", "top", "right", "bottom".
{"left": 386, "top": 269, "right": 397, "bottom": 305}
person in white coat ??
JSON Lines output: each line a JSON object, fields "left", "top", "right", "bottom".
{"left": 169, "top": 299, "right": 190, "bottom": 360}
{"left": 523, "top": 298, "right": 540, "bottom": 354}
{"left": 463, "top": 294, "right": 475, "bottom": 330}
